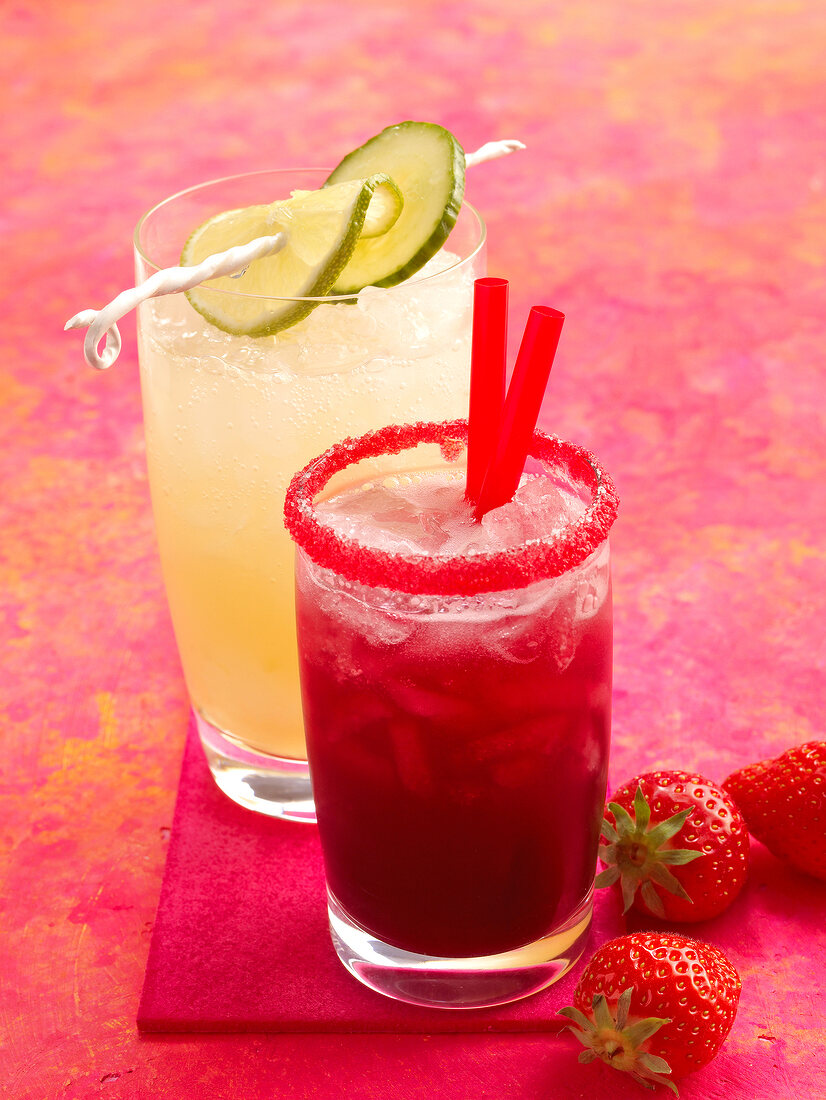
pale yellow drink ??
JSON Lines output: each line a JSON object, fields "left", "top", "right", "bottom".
{"left": 134, "top": 171, "right": 485, "bottom": 781}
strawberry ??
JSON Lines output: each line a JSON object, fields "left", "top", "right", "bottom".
{"left": 723, "top": 740, "right": 826, "bottom": 881}
{"left": 559, "top": 932, "right": 741, "bottom": 1093}
{"left": 596, "top": 770, "right": 750, "bottom": 921}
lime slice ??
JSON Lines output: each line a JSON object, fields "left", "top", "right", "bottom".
{"left": 288, "top": 177, "right": 403, "bottom": 238}
{"left": 324, "top": 121, "right": 465, "bottom": 294}
{"left": 357, "top": 175, "right": 405, "bottom": 238}
{"left": 182, "top": 174, "right": 403, "bottom": 336}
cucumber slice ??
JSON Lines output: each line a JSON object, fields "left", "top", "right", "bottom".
{"left": 324, "top": 121, "right": 465, "bottom": 294}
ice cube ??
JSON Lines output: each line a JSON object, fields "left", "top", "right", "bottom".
{"left": 324, "top": 686, "right": 394, "bottom": 743}
{"left": 357, "top": 251, "right": 471, "bottom": 360}
{"left": 479, "top": 500, "right": 528, "bottom": 551}
{"left": 574, "top": 545, "right": 610, "bottom": 622}
{"left": 514, "top": 475, "right": 566, "bottom": 511}
{"left": 493, "top": 753, "right": 545, "bottom": 790}
{"left": 318, "top": 473, "right": 472, "bottom": 557}
{"left": 484, "top": 615, "right": 544, "bottom": 665}
{"left": 482, "top": 585, "right": 580, "bottom": 671}
{"left": 513, "top": 477, "right": 576, "bottom": 541}
{"left": 439, "top": 510, "right": 490, "bottom": 557}
{"left": 384, "top": 678, "right": 478, "bottom": 727}
{"left": 388, "top": 716, "right": 435, "bottom": 797}
{"left": 364, "top": 610, "right": 416, "bottom": 647}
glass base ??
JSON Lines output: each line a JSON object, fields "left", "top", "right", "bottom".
{"left": 195, "top": 710, "right": 316, "bottom": 823}
{"left": 327, "top": 887, "right": 593, "bottom": 1009}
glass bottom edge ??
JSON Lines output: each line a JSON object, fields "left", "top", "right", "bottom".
{"left": 327, "top": 887, "right": 593, "bottom": 1009}
{"left": 194, "top": 709, "right": 316, "bottom": 823}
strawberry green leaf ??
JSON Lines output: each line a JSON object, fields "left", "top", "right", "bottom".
{"left": 633, "top": 785, "right": 652, "bottom": 830}
{"left": 595, "top": 866, "right": 620, "bottom": 888}
{"left": 625, "top": 1017, "right": 671, "bottom": 1046}
{"left": 645, "top": 809, "right": 691, "bottom": 847}
{"left": 640, "top": 880, "right": 667, "bottom": 917}
{"left": 608, "top": 801, "right": 638, "bottom": 839}
{"left": 648, "top": 862, "right": 693, "bottom": 900}
{"left": 639, "top": 1053, "right": 673, "bottom": 1075}
{"left": 621, "top": 872, "right": 639, "bottom": 913}
{"left": 558, "top": 1005, "right": 593, "bottom": 1032}
{"left": 593, "top": 993, "right": 615, "bottom": 1030}
{"left": 615, "top": 987, "right": 633, "bottom": 1030}
{"left": 658, "top": 849, "right": 704, "bottom": 865}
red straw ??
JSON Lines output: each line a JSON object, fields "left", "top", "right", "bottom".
{"left": 474, "top": 305, "right": 565, "bottom": 518}
{"left": 465, "top": 278, "right": 508, "bottom": 505}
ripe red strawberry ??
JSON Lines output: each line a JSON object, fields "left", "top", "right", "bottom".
{"left": 597, "top": 770, "right": 750, "bottom": 921}
{"left": 723, "top": 741, "right": 826, "bottom": 881}
{"left": 559, "top": 932, "right": 741, "bottom": 1093}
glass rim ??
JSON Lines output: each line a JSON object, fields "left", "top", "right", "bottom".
{"left": 284, "top": 419, "right": 619, "bottom": 596}
{"left": 133, "top": 168, "right": 486, "bottom": 304}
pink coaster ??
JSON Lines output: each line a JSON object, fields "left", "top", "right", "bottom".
{"left": 137, "top": 717, "right": 624, "bottom": 1033}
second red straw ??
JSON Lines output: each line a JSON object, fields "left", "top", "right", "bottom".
{"left": 474, "top": 305, "right": 565, "bottom": 518}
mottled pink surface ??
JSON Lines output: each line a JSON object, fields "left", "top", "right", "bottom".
{"left": 3, "top": 1, "right": 826, "bottom": 1097}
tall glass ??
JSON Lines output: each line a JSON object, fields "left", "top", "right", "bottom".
{"left": 134, "top": 172, "right": 485, "bottom": 821}
{"left": 285, "top": 420, "right": 619, "bottom": 1008}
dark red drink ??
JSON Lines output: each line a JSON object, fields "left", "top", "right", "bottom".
{"left": 285, "top": 420, "right": 618, "bottom": 1004}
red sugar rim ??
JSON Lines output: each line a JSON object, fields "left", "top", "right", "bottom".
{"left": 284, "top": 419, "right": 619, "bottom": 596}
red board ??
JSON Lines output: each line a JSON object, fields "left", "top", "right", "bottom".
{"left": 138, "top": 718, "right": 626, "bottom": 1034}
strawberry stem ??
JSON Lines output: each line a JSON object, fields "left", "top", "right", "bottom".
{"left": 558, "top": 988, "right": 679, "bottom": 1094}
{"left": 597, "top": 786, "right": 704, "bottom": 914}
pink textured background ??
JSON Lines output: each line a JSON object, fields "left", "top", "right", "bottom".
{"left": 3, "top": 1, "right": 825, "bottom": 1097}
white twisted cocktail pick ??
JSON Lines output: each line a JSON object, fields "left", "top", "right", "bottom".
{"left": 65, "top": 234, "right": 288, "bottom": 371}
{"left": 466, "top": 139, "right": 526, "bottom": 166}
{"left": 65, "top": 140, "right": 526, "bottom": 370}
